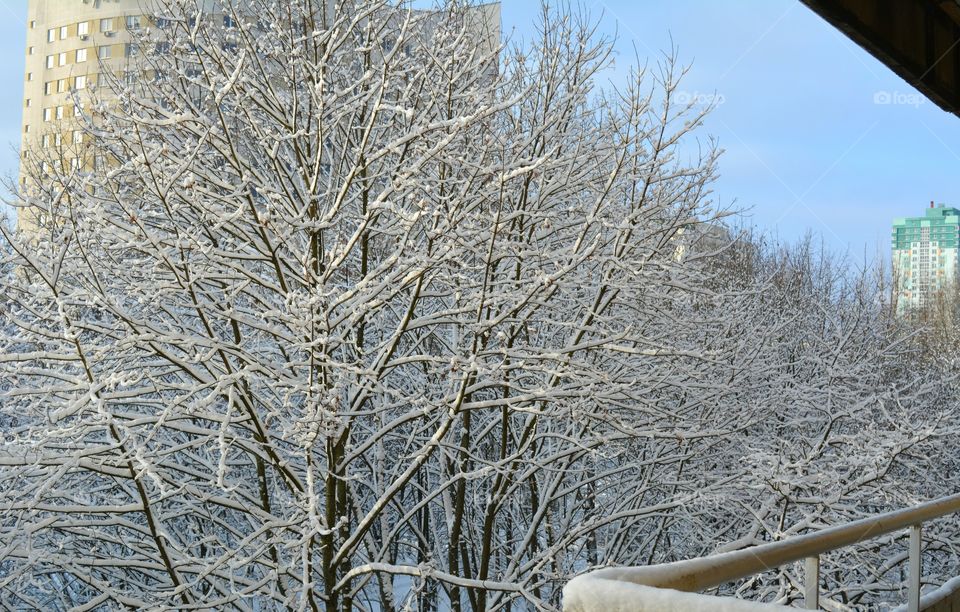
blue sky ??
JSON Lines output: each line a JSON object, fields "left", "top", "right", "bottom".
{"left": 3, "top": 1, "right": 960, "bottom": 256}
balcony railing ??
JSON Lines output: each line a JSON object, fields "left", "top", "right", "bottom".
{"left": 563, "top": 493, "right": 960, "bottom": 612}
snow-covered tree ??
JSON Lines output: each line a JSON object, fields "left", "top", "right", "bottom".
{"left": 2, "top": 1, "right": 958, "bottom": 610}
{"left": 688, "top": 237, "right": 960, "bottom": 607}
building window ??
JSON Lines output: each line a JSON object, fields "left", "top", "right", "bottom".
{"left": 25, "top": 98, "right": 31, "bottom": 108}
{"left": 44, "top": 81, "right": 53, "bottom": 95}
{"left": 46, "top": 55, "right": 54, "bottom": 69}
{"left": 125, "top": 43, "right": 139, "bottom": 58}
{"left": 42, "top": 135, "right": 51, "bottom": 148}
{"left": 54, "top": 133, "right": 62, "bottom": 147}
{"left": 24, "top": 124, "right": 30, "bottom": 134}
{"left": 60, "top": 26, "right": 68, "bottom": 40}
{"left": 30, "top": 20, "right": 36, "bottom": 29}
{"left": 126, "top": 15, "right": 142, "bottom": 30}
{"left": 57, "top": 79, "right": 67, "bottom": 93}
{"left": 47, "top": 28, "right": 55, "bottom": 43}
{"left": 76, "top": 48, "right": 87, "bottom": 63}
{"left": 224, "top": 15, "right": 235, "bottom": 28}
{"left": 74, "top": 102, "right": 84, "bottom": 117}
{"left": 75, "top": 75, "right": 86, "bottom": 90}
{"left": 73, "top": 131, "right": 83, "bottom": 145}
{"left": 78, "top": 21, "right": 89, "bottom": 37}
{"left": 43, "top": 108, "right": 52, "bottom": 122}
{"left": 56, "top": 106, "right": 64, "bottom": 119}
{"left": 27, "top": 72, "right": 33, "bottom": 81}
{"left": 100, "top": 18, "right": 113, "bottom": 33}
{"left": 58, "top": 52, "right": 67, "bottom": 66}
{"left": 28, "top": 46, "right": 34, "bottom": 55}
{"left": 98, "top": 46, "right": 112, "bottom": 60}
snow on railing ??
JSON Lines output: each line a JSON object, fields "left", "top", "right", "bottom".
{"left": 890, "top": 576, "right": 960, "bottom": 612}
{"left": 563, "top": 493, "right": 960, "bottom": 612}
{"left": 891, "top": 576, "right": 960, "bottom": 612}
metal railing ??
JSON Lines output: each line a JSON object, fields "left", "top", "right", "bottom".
{"left": 563, "top": 493, "right": 960, "bottom": 612}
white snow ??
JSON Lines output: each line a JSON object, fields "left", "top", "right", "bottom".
{"left": 563, "top": 574, "right": 790, "bottom": 612}
{"left": 890, "top": 575, "right": 960, "bottom": 612}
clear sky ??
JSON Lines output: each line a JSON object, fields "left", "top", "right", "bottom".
{"left": 3, "top": 0, "right": 960, "bottom": 256}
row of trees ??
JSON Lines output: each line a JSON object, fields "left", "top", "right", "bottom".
{"left": 1, "top": 0, "right": 958, "bottom": 609}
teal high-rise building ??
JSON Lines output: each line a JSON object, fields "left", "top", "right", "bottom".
{"left": 892, "top": 203, "right": 960, "bottom": 314}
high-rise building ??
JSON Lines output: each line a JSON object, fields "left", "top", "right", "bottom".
{"left": 21, "top": 1, "right": 149, "bottom": 159}
{"left": 892, "top": 202, "right": 960, "bottom": 314}
{"left": 18, "top": 1, "right": 499, "bottom": 231}
{"left": 19, "top": 0, "right": 152, "bottom": 230}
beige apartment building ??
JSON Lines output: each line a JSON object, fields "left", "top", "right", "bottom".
{"left": 21, "top": 1, "right": 148, "bottom": 168}
{"left": 18, "top": 1, "right": 499, "bottom": 230}
{"left": 19, "top": 0, "right": 155, "bottom": 230}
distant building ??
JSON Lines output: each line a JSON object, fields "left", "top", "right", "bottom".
{"left": 19, "top": 0, "right": 179, "bottom": 232}
{"left": 673, "top": 222, "right": 732, "bottom": 262}
{"left": 18, "top": 1, "right": 499, "bottom": 232}
{"left": 892, "top": 202, "right": 960, "bottom": 314}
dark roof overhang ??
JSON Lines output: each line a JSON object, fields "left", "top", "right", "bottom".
{"left": 800, "top": 0, "right": 960, "bottom": 116}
